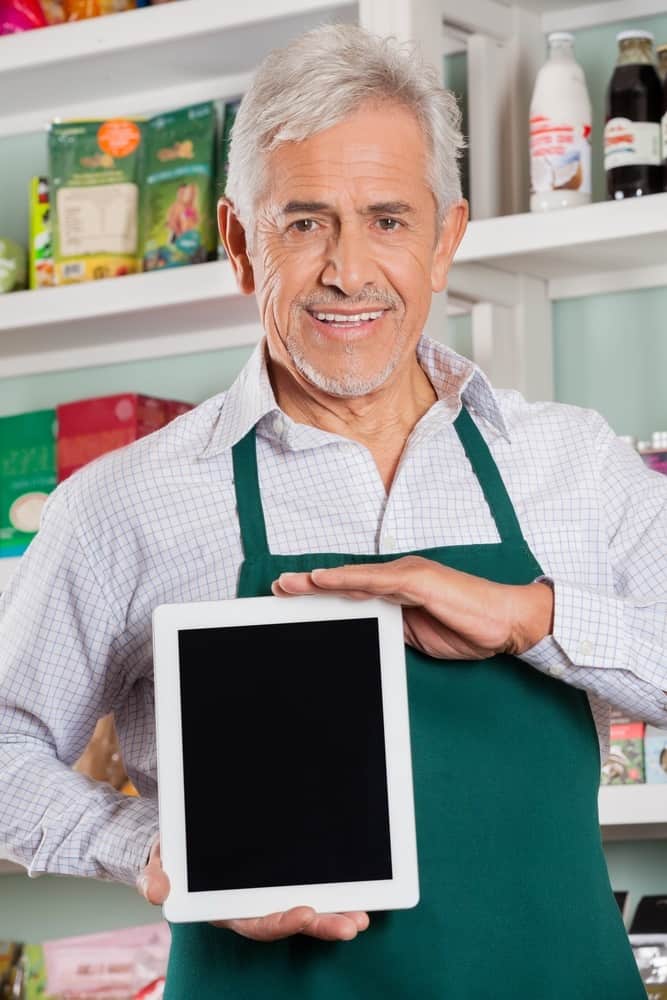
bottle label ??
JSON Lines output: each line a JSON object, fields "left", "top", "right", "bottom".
{"left": 530, "top": 116, "right": 591, "bottom": 194}
{"left": 604, "top": 118, "right": 662, "bottom": 170}
{"left": 663, "top": 112, "right": 667, "bottom": 162}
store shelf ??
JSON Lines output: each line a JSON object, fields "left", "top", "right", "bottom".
{"left": 452, "top": 193, "right": 667, "bottom": 301}
{"left": 0, "top": 558, "right": 21, "bottom": 591}
{"left": 0, "top": 261, "right": 264, "bottom": 377}
{"left": 0, "top": 0, "right": 356, "bottom": 138}
{"left": 599, "top": 784, "right": 667, "bottom": 842}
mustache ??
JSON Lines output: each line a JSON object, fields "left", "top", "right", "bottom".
{"left": 297, "top": 291, "right": 398, "bottom": 310}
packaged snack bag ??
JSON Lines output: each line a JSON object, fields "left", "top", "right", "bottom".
{"left": 29, "top": 176, "right": 55, "bottom": 289}
{"left": 0, "top": 237, "right": 27, "bottom": 292}
{"left": 141, "top": 101, "right": 216, "bottom": 271}
{"left": 0, "top": 409, "right": 56, "bottom": 559}
{"left": 217, "top": 97, "right": 241, "bottom": 260}
{"left": 49, "top": 118, "right": 142, "bottom": 283}
{"left": 601, "top": 711, "right": 645, "bottom": 785}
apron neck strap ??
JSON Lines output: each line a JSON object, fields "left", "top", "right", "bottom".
{"left": 231, "top": 406, "right": 526, "bottom": 560}
{"left": 452, "top": 406, "right": 524, "bottom": 544}
{"left": 232, "top": 425, "right": 269, "bottom": 559}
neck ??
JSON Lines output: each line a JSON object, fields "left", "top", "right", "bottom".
{"left": 266, "top": 346, "right": 438, "bottom": 451}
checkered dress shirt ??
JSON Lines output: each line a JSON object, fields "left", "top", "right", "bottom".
{"left": 1, "top": 335, "right": 665, "bottom": 886}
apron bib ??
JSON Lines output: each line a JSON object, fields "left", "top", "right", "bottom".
{"left": 165, "top": 406, "right": 645, "bottom": 999}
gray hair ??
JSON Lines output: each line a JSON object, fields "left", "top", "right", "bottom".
{"left": 225, "top": 23, "right": 464, "bottom": 244}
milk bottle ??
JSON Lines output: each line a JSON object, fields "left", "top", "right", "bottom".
{"left": 530, "top": 32, "right": 592, "bottom": 211}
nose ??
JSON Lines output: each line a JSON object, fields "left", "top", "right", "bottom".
{"left": 320, "top": 220, "right": 378, "bottom": 297}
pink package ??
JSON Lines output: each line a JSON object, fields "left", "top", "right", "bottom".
{"left": 43, "top": 923, "right": 170, "bottom": 998}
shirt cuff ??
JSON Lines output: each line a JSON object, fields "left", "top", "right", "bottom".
{"left": 521, "top": 575, "right": 629, "bottom": 680}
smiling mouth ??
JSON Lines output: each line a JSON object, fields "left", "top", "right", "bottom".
{"left": 305, "top": 308, "right": 387, "bottom": 331}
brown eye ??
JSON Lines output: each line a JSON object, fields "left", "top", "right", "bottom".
{"left": 291, "top": 219, "right": 319, "bottom": 233}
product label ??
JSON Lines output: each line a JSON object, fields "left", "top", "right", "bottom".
{"left": 604, "top": 117, "right": 662, "bottom": 170}
{"left": 530, "top": 115, "right": 591, "bottom": 194}
{"left": 663, "top": 111, "right": 667, "bottom": 162}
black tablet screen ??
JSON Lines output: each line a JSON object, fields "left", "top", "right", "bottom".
{"left": 177, "top": 617, "right": 393, "bottom": 892}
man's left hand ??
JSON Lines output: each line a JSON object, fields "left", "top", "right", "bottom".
{"left": 271, "top": 557, "right": 554, "bottom": 660}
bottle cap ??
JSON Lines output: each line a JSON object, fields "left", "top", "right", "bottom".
{"left": 617, "top": 29, "right": 654, "bottom": 43}
{"left": 548, "top": 32, "right": 574, "bottom": 44}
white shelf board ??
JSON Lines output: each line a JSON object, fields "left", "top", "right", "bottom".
{"left": 0, "top": 261, "right": 264, "bottom": 377}
{"left": 0, "top": 558, "right": 21, "bottom": 591}
{"left": 0, "top": 0, "right": 357, "bottom": 138}
{"left": 599, "top": 784, "right": 667, "bottom": 842}
{"left": 452, "top": 193, "right": 667, "bottom": 301}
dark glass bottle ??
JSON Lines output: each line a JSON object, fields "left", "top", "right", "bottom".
{"left": 605, "top": 30, "right": 663, "bottom": 199}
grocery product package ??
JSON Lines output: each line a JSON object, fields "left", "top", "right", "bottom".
{"left": 0, "top": 236, "right": 27, "bottom": 292}
{"left": 0, "top": 0, "right": 47, "bottom": 34}
{"left": 141, "top": 101, "right": 217, "bottom": 271}
{"left": 22, "top": 924, "right": 170, "bottom": 999}
{"left": 217, "top": 97, "right": 241, "bottom": 260}
{"left": 644, "top": 725, "right": 667, "bottom": 784}
{"left": 29, "top": 176, "right": 55, "bottom": 288}
{"left": 49, "top": 118, "right": 143, "bottom": 283}
{"left": 73, "top": 713, "right": 137, "bottom": 794}
{"left": 601, "top": 711, "right": 645, "bottom": 784}
{"left": 56, "top": 393, "right": 193, "bottom": 481}
{"left": 0, "top": 409, "right": 56, "bottom": 559}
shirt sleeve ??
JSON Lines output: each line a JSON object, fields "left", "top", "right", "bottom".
{"left": 0, "top": 483, "right": 159, "bottom": 886}
{"left": 520, "top": 411, "right": 667, "bottom": 729}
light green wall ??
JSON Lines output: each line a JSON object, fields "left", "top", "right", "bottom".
{"left": 0, "top": 12, "right": 666, "bottom": 944}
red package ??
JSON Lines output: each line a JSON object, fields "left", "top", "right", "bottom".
{"left": 56, "top": 393, "right": 193, "bottom": 481}
{"left": 0, "top": 0, "right": 48, "bottom": 34}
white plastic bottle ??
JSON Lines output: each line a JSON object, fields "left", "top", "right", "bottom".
{"left": 529, "top": 32, "right": 592, "bottom": 211}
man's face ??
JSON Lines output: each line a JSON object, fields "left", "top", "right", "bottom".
{"left": 220, "top": 101, "right": 467, "bottom": 398}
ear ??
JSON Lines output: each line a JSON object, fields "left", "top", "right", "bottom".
{"left": 217, "top": 197, "right": 255, "bottom": 295}
{"left": 430, "top": 199, "right": 469, "bottom": 294}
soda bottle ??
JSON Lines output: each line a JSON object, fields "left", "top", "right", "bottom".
{"left": 530, "top": 32, "right": 592, "bottom": 211}
{"left": 605, "top": 30, "right": 663, "bottom": 199}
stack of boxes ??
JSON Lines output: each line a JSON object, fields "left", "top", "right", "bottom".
{"left": 0, "top": 393, "right": 192, "bottom": 568}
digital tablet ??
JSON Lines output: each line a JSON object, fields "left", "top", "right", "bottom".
{"left": 152, "top": 594, "right": 419, "bottom": 923}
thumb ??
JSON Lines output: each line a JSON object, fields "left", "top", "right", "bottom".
{"left": 136, "top": 835, "right": 171, "bottom": 906}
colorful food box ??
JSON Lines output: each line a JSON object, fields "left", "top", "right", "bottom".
{"left": 28, "top": 176, "right": 55, "bottom": 289}
{"left": 0, "top": 409, "right": 57, "bottom": 558}
{"left": 644, "top": 725, "right": 667, "bottom": 784}
{"left": 141, "top": 101, "right": 217, "bottom": 271}
{"left": 601, "top": 713, "right": 645, "bottom": 785}
{"left": 56, "top": 393, "right": 193, "bottom": 481}
{"left": 49, "top": 118, "right": 143, "bottom": 283}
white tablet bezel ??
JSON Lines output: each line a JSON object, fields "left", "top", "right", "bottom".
{"left": 152, "top": 594, "right": 419, "bottom": 924}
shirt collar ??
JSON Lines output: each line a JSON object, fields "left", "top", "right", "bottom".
{"left": 198, "top": 334, "right": 510, "bottom": 459}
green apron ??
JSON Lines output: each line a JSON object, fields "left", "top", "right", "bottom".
{"left": 165, "top": 405, "right": 646, "bottom": 999}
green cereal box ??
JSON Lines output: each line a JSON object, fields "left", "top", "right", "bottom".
{"left": 29, "top": 176, "right": 54, "bottom": 289}
{"left": 0, "top": 410, "right": 56, "bottom": 558}
{"left": 217, "top": 97, "right": 241, "bottom": 261}
{"left": 141, "top": 101, "right": 217, "bottom": 271}
{"left": 49, "top": 118, "right": 142, "bottom": 284}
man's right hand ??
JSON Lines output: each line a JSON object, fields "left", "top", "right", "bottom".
{"left": 136, "top": 837, "right": 370, "bottom": 942}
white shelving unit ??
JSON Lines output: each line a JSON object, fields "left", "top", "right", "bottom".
{"left": 1, "top": 0, "right": 666, "bottom": 872}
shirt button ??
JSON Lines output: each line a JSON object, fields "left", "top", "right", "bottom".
{"left": 549, "top": 663, "right": 566, "bottom": 677}
{"left": 580, "top": 640, "right": 593, "bottom": 656}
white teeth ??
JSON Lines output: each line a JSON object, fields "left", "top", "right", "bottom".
{"left": 312, "top": 310, "right": 384, "bottom": 323}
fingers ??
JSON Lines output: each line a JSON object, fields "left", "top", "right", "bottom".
{"left": 136, "top": 837, "right": 171, "bottom": 906}
{"left": 212, "top": 907, "right": 370, "bottom": 942}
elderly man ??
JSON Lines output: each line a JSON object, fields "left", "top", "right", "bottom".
{"left": 1, "top": 22, "right": 664, "bottom": 1000}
